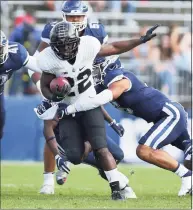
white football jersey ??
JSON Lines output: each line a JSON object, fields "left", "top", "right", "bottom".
{"left": 37, "top": 36, "right": 101, "bottom": 104}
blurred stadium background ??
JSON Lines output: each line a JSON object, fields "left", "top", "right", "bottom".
{"left": 0, "top": 1, "right": 191, "bottom": 163}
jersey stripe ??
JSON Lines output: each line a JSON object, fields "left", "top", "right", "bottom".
{"left": 144, "top": 102, "right": 180, "bottom": 149}
{"left": 8, "top": 44, "right": 18, "bottom": 49}
{"left": 23, "top": 52, "right": 30, "bottom": 66}
{"left": 41, "top": 37, "right": 50, "bottom": 44}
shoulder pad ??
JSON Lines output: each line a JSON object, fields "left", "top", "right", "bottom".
{"left": 86, "top": 22, "right": 107, "bottom": 44}
{"left": 104, "top": 68, "right": 124, "bottom": 87}
{"left": 41, "top": 21, "right": 58, "bottom": 40}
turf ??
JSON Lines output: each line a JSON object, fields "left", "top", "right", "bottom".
{"left": 1, "top": 163, "right": 192, "bottom": 209}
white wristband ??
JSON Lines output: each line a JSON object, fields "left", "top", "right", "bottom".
{"left": 55, "top": 154, "right": 60, "bottom": 160}
{"left": 109, "top": 119, "right": 116, "bottom": 126}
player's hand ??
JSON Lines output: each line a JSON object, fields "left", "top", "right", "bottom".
{"left": 57, "top": 103, "right": 69, "bottom": 119}
{"left": 109, "top": 120, "right": 125, "bottom": 137}
{"left": 36, "top": 99, "right": 52, "bottom": 115}
{"left": 55, "top": 154, "right": 70, "bottom": 174}
{"left": 140, "top": 24, "right": 160, "bottom": 43}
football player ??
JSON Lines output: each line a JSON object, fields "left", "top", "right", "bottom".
{"left": 0, "top": 30, "right": 41, "bottom": 139}
{"left": 36, "top": 18, "right": 157, "bottom": 200}
{"left": 29, "top": 0, "right": 131, "bottom": 196}
{"left": 58, "top": 37, "right": 192, "bottom": 197}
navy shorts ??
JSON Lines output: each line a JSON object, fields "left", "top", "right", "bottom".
{"left": 139, "top": 102, "right": 188, "bottom": 149}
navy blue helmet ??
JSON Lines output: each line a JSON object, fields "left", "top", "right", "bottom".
{"left": 0, "top": 31, "right": 8, "bottom": 65}
{"left": 61, "top": 0, "right": 88, "bottom": 32}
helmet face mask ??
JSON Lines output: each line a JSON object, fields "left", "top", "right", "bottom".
{"left": 62, "top": 0, "right": 88, "bottom": 32}
{"left": 0, "top": 31, "right": 8, "bottom": 65}
{"left": 50, "top": 21, "right": 80, "bottom": 61}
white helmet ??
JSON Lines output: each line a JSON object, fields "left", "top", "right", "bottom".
{"left": 0, "top": 31, "right": 8, "bottom": 65}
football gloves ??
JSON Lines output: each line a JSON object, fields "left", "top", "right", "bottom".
{"left": 109, "top": 119, "right": 125, "bottom": 137}
{"left": 55, "top": 154, "right": 70, "bottom": 174}
{"left": 36, "top": 99, "right": 52, "bottom": 115}
{"left": 57, "top": 103, "right": 69, "bottom": 119}
{"left": 140, "top": 24, "right": 160, "bottom": 43}
{"left": 34, "top": 99, "right": 58, "bottom": 120}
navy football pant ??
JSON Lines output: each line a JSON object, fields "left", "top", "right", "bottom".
{"left": 139, "top": 102, "right": 190, "bottom": 150}
{"left": 0, "top": 94, "right": 5, "bottom": 139}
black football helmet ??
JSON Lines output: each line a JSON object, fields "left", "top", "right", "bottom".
{"left": 50, "top": 21, "right": 80, "bottom": 60}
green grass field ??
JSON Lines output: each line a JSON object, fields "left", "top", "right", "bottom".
{"left": 1, "top": 163, "right": 191, "bottom": 209}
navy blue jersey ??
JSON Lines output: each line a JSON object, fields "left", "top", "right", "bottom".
{"left": 41, "top": 21, "right": 121, "bottom": 69}
{"left": 101, "top": 68, "right": 170, "bottom": 123}
{"left": 0, "top": 41, "right": 29, "bottom": 94}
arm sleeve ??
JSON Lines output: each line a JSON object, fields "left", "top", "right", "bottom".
{"left": 24, "top": 56, "right": 42, "bottom": 73}
{"left": 66, "top": 89, "right": 113, "bottom": 114}
{"left": 28, "top": 50, "right": 40, "bottom": 77}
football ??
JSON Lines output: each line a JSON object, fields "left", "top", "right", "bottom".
{"left": 50, "top": 77, "right": 71, "bottom": 97}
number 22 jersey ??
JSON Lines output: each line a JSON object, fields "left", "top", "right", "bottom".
{"left": 37, "top": 36, "right": 101, "bottom": 104}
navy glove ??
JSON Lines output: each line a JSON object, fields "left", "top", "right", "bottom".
{"left": 109, "top": 120, "right": 125, "bottom": 137}
{"left": 57, "top": 103, "right": 68, "bottom": 119}
{"left": 55, "top": 154, "right": 70, "bottom": 174}
{"left": 36, "top": 99, "right": 52, "bottom": 115}
{"left": 140, "top": 24, "right": 160, "bottom": 43}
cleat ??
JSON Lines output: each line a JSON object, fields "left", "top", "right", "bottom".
{"left": 56, "top": 170, "right": 68, "bottom": 185}
{"left": 178, "top": 176, "right": 192, "bottom": 197}
{"left": 121, "top": 185, "right": 137, "bottom": 199}
{"left": 112, "top": 191, "right": 125, "bottom": 200}
{"left": 39, "top": 184, "right": 54, "bottom": 194}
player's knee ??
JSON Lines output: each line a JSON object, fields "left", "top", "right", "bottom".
{"left": 136, "top": 144, "right": 148, "bottom": 159}
{"left": 66, "top": 149, "right": 83, "bottom": 165}
{"left": 94, "top": 147, "right": 109, "bottom": 159}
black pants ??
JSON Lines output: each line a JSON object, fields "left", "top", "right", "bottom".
{"left": 58, "top": 107, "right": 107, "bottom": 165}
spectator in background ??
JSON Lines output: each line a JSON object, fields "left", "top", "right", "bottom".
{"left": 128, "top": 26, "right": 153, "bottom": 74}
{"left": 170, "top": 26, "right": 191, "bottom": 95}
{"left": 45, "top": 0, "right": 64, "bottom": 11}
{"left": 88, "top": 1, "right": 106, "bottom": 12}
{"left": 157, "top": 35, "right": 176, "bottom": 96}
{"left": 108, "top": 1, "right": 136, "bottom": 13}
{"left": 9, "top": 12, "right": 41, "bottom": 95}
{"left": 148, "top": 34, "right": 176, "bottom": 96}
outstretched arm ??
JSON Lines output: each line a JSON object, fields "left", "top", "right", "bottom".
{"left": 65, "top": 79, "right": 130, "bottom": 114}
{"left": 101, "top": 106, "right": 125, "bottom": 137}
{"left": 98, "top": 24, "right": 159, "bottom": 57}
{"left": 101, "top": 106, "right": 114, "bottom": 124}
